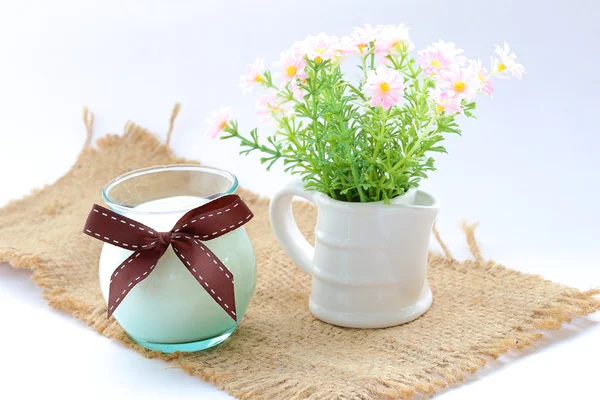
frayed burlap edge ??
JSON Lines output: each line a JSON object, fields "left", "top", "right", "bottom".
{"left": 1, "top": 107, "right": 599, "bottom": 399}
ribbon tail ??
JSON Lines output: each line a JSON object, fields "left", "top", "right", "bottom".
{"left": 172, "top": 239, "right": 237, "bottom": 321}
{"left": 83, "top": 204, "right": 158, "bottom": 251}
{"left": 107, "top": 247, "right": 166, "bottom": 318}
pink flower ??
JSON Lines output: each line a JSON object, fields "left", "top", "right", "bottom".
{"left": 238, "top": 58, "right": 265, "bottom": 95}
{"left": 432, "top": 40, "right": 466, "bottom": 65}
{"left": 327, "top": 36, "right": 347, "bottom": 62}
{"left": 438, "top": 66, "right": 481, "bottom": 101}
{"left": 375, "top": 24, "right": 414, "bottom": 57}
{"left": 430, "top": 88, "right": 462, "bottom": 115}
{"left": 342, "top": 24, "right": 383, "bottom": 56}
{"left": 418, "top": 40, "right": 466, "bottom": 76}
{"left": 297, "top": 32, "right": 339, "bottom": 63}
{"left": 273, "top": 50, "right": 307, "bottom": 85}
{"left": 364, "top": 65, "right": 405, "bottom": 110}
{"left": 492, "top": 41, "right": 525, "bottom": 79}
{"left": 205, "top": 107, "right": 232, "bottom": 139}
{"left": 418, "top": 47, "right": 453, "bottom": 76}
{"left": 470, "top": 59, "right": 494, "bottom": 97}
{"left": 256, "top": 93, "right": 293, "bottom": 125}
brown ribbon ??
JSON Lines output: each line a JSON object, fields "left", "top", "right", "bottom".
{"left": 83, "top": 194, "right": 253, "bottom": 321}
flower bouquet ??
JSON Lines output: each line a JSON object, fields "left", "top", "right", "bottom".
{"left": 205, "top": 24, "right": 524, "bottom": 328}
{"left": 206, "top": 23, "right": 524, "bottom": 203}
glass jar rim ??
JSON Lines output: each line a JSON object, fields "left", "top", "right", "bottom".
{"left": 102, "top": 164, "right": 238, "bottom": 215}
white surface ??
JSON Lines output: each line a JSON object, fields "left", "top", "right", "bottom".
{"left": 0, "top": 0, "right": 598, "bottom": 399}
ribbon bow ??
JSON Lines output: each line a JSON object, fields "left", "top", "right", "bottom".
{"left": 83, "top": 194, "right": 253, "bottom": 321}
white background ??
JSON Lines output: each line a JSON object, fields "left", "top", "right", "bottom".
{"left": 0, "top": 1, "right": 598, "bottom": 399}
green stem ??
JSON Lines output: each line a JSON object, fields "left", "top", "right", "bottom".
{"left": 388, "top": 134, "right": 424, "bottom": 174}
{"left": 350, "top": 162, "right": 367, "bottom": 202}
{"left": 372, "top": 107, "right": 387, "bottom": 162}
{"left": 241, "top": 136, "right": 279, "bottom": 156}
{"left": 326, "top": 67, "right": 367, "bottom": 202}
{"left": 367, "top": 107, "right": 387, "bottom": 198}
{"left": 222, "top": 125, "right": 281, "bottom": 157}
{"left": 307, "top": 64, "right": 336, "bottom": 199}
{"left": 361, "top": 55, "right": 368, "bottom": 80}
{"left": 262, "top": 80, "right": 303, "bottom": 106}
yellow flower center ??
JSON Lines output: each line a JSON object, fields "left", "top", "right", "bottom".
{"left": 357, "top": 43, "right": 367, "bottom": 53}
{"left": 314, "top": 47, "right": 325, "bottom": 63}
{"left": 218, "top": 121, "right": 227, "bottom": 130}
{"left": 254, "top": 74, "right": 264, "bottom": 83}
{"left": 436, "top": 104, "right": 444, "bottom": 113}
{"left": 497, "top": 62, "right": 507, "bottom": 72}
{"left": 431, "top": 59, "right": 442, "bottom": 68}
{"left": 380, "top": 82, "right": 390, "bottom": 93}
{"left": 285, "top": 65, "right": 297, "bottom": 78}
{"left": 478, "top": 73, "right": 485, "bottom": 83}
{"left": 391, "top": 40, "right": 404, "bottom": 51}
{"left": 453, "top": 81, "right": 466, "bottom": 92}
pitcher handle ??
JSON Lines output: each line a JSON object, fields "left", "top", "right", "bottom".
{"left": 269, "top": 179, "right": 317, "bottom": 276}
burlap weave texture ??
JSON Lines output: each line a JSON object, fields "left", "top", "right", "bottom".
{"left": 1, "top": 122, "right": 598, "bottom": 399}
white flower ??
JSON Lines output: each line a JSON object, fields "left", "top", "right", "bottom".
{"left": 432, "top": 40, "right": 466, "bottom": 65}
{"left": 342, "top": 24, "right": 384, "bottom": 55}
{"left": 238, "top": 58, "right": 265, "bottom": 95}
{"left": 295, "top": 32, "right": 341, "bottom": 63}
{"left": 256, "top": 93, "right": 293, "bottom": 125}
{"left": 492, "top": 41, "right": 525, "bottom": 79}
{"left": 375, "top": 24, "right": 415, "bottom": 56}
{"left": 469, "top": 59, "right": 494, "bottom": 96}
{"left": 205, "top": 107, "right": 232, "bottom": 139}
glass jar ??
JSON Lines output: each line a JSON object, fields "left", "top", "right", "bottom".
{"left": 99, "top": 165, "right": 256, "bottom": 352}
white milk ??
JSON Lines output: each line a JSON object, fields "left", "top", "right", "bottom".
{"left": 98, "top": 196, "right": 256, "bottom": 344}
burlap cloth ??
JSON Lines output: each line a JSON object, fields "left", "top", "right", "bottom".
{"left": 1, "top": 121, "right": 599, "bottom": 399}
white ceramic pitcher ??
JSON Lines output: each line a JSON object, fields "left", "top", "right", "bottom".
{"left": 269, "top": 180, "right": 440, "bottom": 328}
